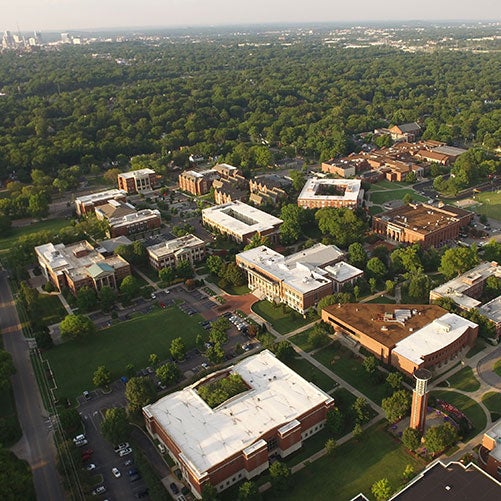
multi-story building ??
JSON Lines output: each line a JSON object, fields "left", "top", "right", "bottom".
{"left": 236, "top": 244, "right": 345, "bottom": 313}
{"left": 74, "top": 189, "right": 127, "bottom": 216}
{"left": 117, "top": 168, "right": 158, "bottom": 194}
{"left": 324, "top": 261, "right": 364, "bottom": 292}
{"left": 143, "top": 350, "right": 335, "bottom": 498}
{"left": 35, "top": 241, "right": 131, "bottom": 295}
{"left": 321, "top": 303, "right": 478, "bottom": 376}
{"left": 213, "top": 178, "right": 248, "bottom": 205}
{"left": 480, "top": 420, "right": 501, "bottom": 481}
{"left": 297, "top": 178, "right": 363, "bottom": 209}
{"left": 202, "top": 201, "right": 283, "bottom": 244}
{"left": 95, "top": 201, "right": 161, "bottom": 238}
{"left": 388, "top": 122, "right": 422, "bottom": 142}
{"left": 321, "top": 158, "right": 370, "bottom": 178}
{"left": 248, "top": 174, "right": 292, "bottom": 206}
{"left": 372, "top": 203, "right": 473, "bottom": 248}
{"left": 178, "top": 163, "right": 244, "bottom": 196}
{"left": 147, "top": 234, "right": 206, "bottom": 271}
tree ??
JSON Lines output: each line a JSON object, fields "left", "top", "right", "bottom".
{"left": 371, "top": 478, "right": 392, "bottom": 501}
{"left": 244, "top": 233, "right": 269, "bottom": 251}
{"left": 352, "top": 423, "right": 364, "bottom": 440}
{"left": 369, "top": 277, "right": 377, "bottom": 294}
{"left": 28, "top": 192, "right": 49, "bottom": 218}
{"left": 439, "top": 246, "right": 479, "bottom": 279}
{"left": 316, "top": 207, "right": 367, "bottom": 248}
{"left": 58, "top": 408, "right": 82, "bottom": 436}
{"left": 289, "top": 170, "right": 306, "bottom": 192}
{"left": 76, "top": 286, "right": 97, "bottom": 312}
{"left": 159, "top": 266, "right": 175, "bottom": 284}
{"left": 273, "top": 340, "right": 295, "bottom": 363}
{"left": 206, "top": 342, "right": 225, "bottom": 364}
{"left": 363, "top": 355, "right": 377, "bottom": 375}
{"left": 382, "top": 390, "right": 411, "bottom": 423}
{"left": 325, "top": 438, "right": 337, "bottom": 456}
{"left": 149, "top": 353, "right": 159, "bottom": 367}
{"left": 386, "top": 372, "right": 403, "bottom": 390}
{"left": 224, "top": 263, "right": 246, "bottom": 286}
{"left": 407, "top": 270, "right": 433, "bottom": 302}
{"left": 92, "top": 365, "right": 111, "bottom": 389}
{"left": 176, "top": 259, "right": 193, "bottom": 279}
{"left": 326, "top": 407, "right": 344, "bottom": 437}
{"left": 402, "top": 464, "right": 415, "bottom": 482}
{"left": 348, "top": 242, "right": 367, "bottom": 269}
{"left": 308, "top": 324, "right": 330, "bottom": 349}
{"left": 366, "top": 257, "right": 387, "bottom": 281}
{"left": 125, "top": 376, "right": 157, "bottom": 414}
{"left": 402, "top": 193, "right": 413, "bottom": 205}
{"left": 269, "top": 461, "right": 291, "bottom": 492}
{"left": 401, "top": 427, "right": 422, "bottom": 452}
{"left": 119, "top": 275, "right": 140, "bottom": 301}
{"left": 98, "top": 285, "right": 116, "bottom": 312}
{"left": 0, "top": 350, "right": 15, "bottom": 391}
{"left": 209, "top": 325, "right": 228, "bottom": 346}
{"left": 424, "top": 422, "right": 458, "bottom": 455}
{"left": 390, "top": 244, "right": 423, "bottom": 274}
{"left": 0, "top": 213, "right": 12, "bottom": 234}
{"left": 156, "top": 363, "right": 181, "bottom": 386}
{"left": 279, "top": 204, "right": 307, "bottom": 245}
{"left": 59, "top": 314, "right": 96, "bottom": 341}
{"left": 385, "top": 279, "right": 395, "bottom": 295}
{"left": 206, "top": 255, "right": 224, "bottom": 276}
{"left": 316, "top": 292, "right": 352, "bottom": 315}
{"left": 100, "top": 407, "right": 130, "bottom": 445}
{"left": 352, "top": 397, "right": 371, "bottom": 424}
{"left": 170, "top": 337, "right": 186, "bottom": 361}
{"left": 201, "top": 483, "right": 219, "bottom": 501}
{"left": 238, "top": 481, "right": 261, "bottom": 500}
{"left": 0, "top": 448, "right": 36, "bottom": 500}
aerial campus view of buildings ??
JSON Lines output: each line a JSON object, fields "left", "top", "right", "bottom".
{"left": 0, "top": 16, "right": 501, "bottom": 500}
{"left": 17, "top": 124, "right": 500, "bottom": 500}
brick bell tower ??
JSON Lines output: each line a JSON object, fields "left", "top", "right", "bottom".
{"left": 410, "top": 368, "right": 432, "bottom": 433}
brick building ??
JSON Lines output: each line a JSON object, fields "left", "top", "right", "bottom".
{"left": 178, "top": 169, "right": 220, "bottom": 196}
{"left": 372, "top": 203, "right": 473, "bottom": 248}
{"left": 202, "top": 201, "right": 283, "bottom": 244}
{"left": 388, "top": 122, "right": 422, "bottom": 142}
{"left": 248, "top": 174, "right": 292, "bottom": 206}
{"left": 236, "top": 244, "right": 345, "bottom": 314}
{"left": 297, "top": 178, "right": 363, "bottom": 209}
{"left": 147, "top": 234, "right": 206, "bottom": 271}
{"left": 321, "top": 303, "right": 478, "bottom": 375}
{"left": 143, "top": 350, "right": 334, "bottom": 498}
{"left": 35, "top": 241, "right": 130, "bottom": 295}
{"left": 74, "top": 189, "right": 126, "bottom": 217}
{"left": 480, "top": 420, "right": 501, "bottom": 481}
{"left": 321, "top": 157, "right": 370, "bottom": 178}
{"left": 117, "top": 168, "right": 158, "bottom": 194}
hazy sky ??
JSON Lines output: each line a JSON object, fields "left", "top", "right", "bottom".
{"left": 2, "top": 0, "right": 500, "bottom": 32}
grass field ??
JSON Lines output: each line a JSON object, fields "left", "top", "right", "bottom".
{"left": 482, "top": 392, "right": 501, "bottom": 420}
{"left": 430, "top": 390, "right": 487, "bottom": 436}
{"left": 0, "top": 218, "right": 70, "bottom": 254}
{"left": 313, "top": 342, "right": 390, "bottom": 405}
{"left": 285, "top": 356, "right": 337, "bottom": 393}
{"left": 494, "top": 359, "right": 501, "bottom": 378}
{"left": 37, "top": 294, "right": 68, "bottom": 325}
{"left": 289, "top": 326, "right": 330, "bottom": 353}
{"left": 44, "top": 305, "right": 206, "bottom": 399}
{"left": 446, "top": 367, "right": 481, "bottom": 392}
{"left": 370, "top": 189, "right": 427, "bottom": 205}
{"left": 264, "top": 422, "right": 425, "bottom": 501}
{"left": 467, "top": 191, "right": 501, "bottom": 221}
{"left": 252, "top": 300, "right": 315, "bottom": 335}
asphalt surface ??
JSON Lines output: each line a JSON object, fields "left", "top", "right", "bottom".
{"left": 476, "top": 345, "right": 501, "bottom": 391}
{"left": 0, "top": 271, "right": 65, "bottom": 501}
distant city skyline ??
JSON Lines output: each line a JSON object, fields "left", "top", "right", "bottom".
{"left": 1, "top": 0, "right": 500, "bottom": 32}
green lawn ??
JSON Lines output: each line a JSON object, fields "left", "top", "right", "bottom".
{"left": 446, "top": 367, "right": 481, "bottom": 392}
{"left": 430, "top": 390, "right": 487, "bottom": 436}
{"left": 494, "top": 359, "right": 501, "bottom": 378}
{"left": 44, "top": 305, "right": 206, "bottom": 400}
{"left": 375, "top": 180, "right": 410, "bottom": 190}
{"left": 290, "top": 326, "right": 330, "bottom": 352}
{"left": 37, "top": 294, "right": 68, "bottom": 325}
{"left": 369, "top": 205, "right": 383, "bottom": 215}
{"left": 468, "top": 191, "right": 501, "bottom": 221}
{"left": 252, "top": 300, "right": 315, "bottom": 335}
{"left": 482, "top": 392, "right": 501, "bottom": 420}
{"left": 0, "top": 218, "right": 70, "bottom": 254}
{"left": 370, "top": 190, "right": 427, "bottom": 205}
{"left": 266, "top": 422, "right": 425, "bottom": 501}
{"left": 314, "top": 343, "right": 390, "bottom": 405}
{"left": 285, "top": 356, "right": 337, "bottom": 393}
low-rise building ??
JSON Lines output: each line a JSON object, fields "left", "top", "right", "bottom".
{"left": 297, "top": 178, "right": 363, "bottom": 209}
{"left": 372, "top": 203, "right": 473, "bottom": 248}
{"left": 236, "top": 244, "right": 345, "bottom": 313}
{"left": 35, "top": 241, "right": 131, "bottom": 295}
{"left": 202, "top": 201, "right": 283, "bottom": 244}
{"left": 248, "top": 174, "right": 292, "bottom": 206}
{"left": 117, "top": 168, "right": 158, "bottom": 194}
{"left": 74, "top": 189, "right": 126, "bottom": 216}
{"left": 389, "top": 122, "right": 422, "bottom": 142}
{"left": 321, "top": 158, "right": 370, "bottom": 178}
{"left": 480, "top": 420, "right": 501, "bottom": 481}
{"left": 213, "top": 178, "right": 248, "bottom": 205}
{"left": 321, "top": 303, "right": 478, "bottom": 375}
{"left": 95, "top": 200, "right": 161, "bottom": 238}
{"left": 324, "top": 261, "right": 364, "bottom": 292}
{"left": 147, "top": 234, "right": 206, "bottom": 271}
{"left": 143, "top": 350, "right": 335, "bottom": 498}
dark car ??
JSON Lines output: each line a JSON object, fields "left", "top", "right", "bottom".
{"left": 128, "top": 468, "right": 138, "bottom": 476}
{"left": 170, "top": 482, "right": 179, "bottom": 494}
{"left": 130, "top": 473, "right": 142, "bottom": 483}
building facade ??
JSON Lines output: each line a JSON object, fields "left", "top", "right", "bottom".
{"left": 143, "top": 350, "right": 334, "bottom": 498}
{"left": 248, "top": 174, "right": 292, "bottom": 206}
{"left": 178, "top": 169, "right": 219, "bottom": 196}
{"left": 297, "top": 178, "right": 363, "bottom": 209}
{"left": 147, "top": 234, "right": 206, "bottom": 271}
{"left": 117, "top": 168, "right": 158, "bottom": 194}
{"left": 372, "top": 203, "right": 473, "bottom": 248}
{"left": 480, "top": 420, "right": 501, "bottom": 481}
{"left": 74, "top": 189, "right": 127, "bottom": 216}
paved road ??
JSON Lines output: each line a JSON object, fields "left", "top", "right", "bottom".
{"left": 476, "top": 345, "right": 501, "bottom": 391}
{"left": 0, "top": 271, "right": 64, "bottom": 501}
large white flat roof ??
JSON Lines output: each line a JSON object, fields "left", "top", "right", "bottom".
{"left": 325, "top": 261, "right": 364, "bottom": 283}
{"left": 147, "top": 234, "right": 205, "bottom": 258}
{"left": 298, "top": 178, "right": 362, "bottom": 202}
{"left": 479, "top": 295, "right": 501, "bottom": 325}
{"left": 75, "top": 189, "right": 126, "bottom": 205}
{"left": 119, "top": 168, "right": 155, "bottom": 178}
{"left": 393, "top": 313, "right": 477, "bottom": 365}
{"left": 144, "top": 350, "right": 332, "bottom": 477}
{"left": 202, "top": 201, "right": 282, "bottom": 237}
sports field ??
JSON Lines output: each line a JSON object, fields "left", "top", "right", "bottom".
{"left": 465, "top": 191, "right": 501, "bottom": 220}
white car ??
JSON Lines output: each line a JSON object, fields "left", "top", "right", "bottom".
{"left": 112, "top": 467, "right": 121, "bottom": 478}
{"left": 114, "top": 442, "right": 129, "bottom": 453}
{"left": 119, "top": 447, "right": 132, "bottom": 457}
{"left": 86, "top": 463, "right": 96, "bottom": 471}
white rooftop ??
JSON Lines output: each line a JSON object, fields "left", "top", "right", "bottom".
{"left": 433, "top": 145, "right": 468, "bottom": 157}
{"left": 485, "top": 420, "right": 501, "bottom": 461}
{"left": 75, "top": 189, "right": 126, "bottom": 205}
{"left": 298, "top": 178, "right": 362, "bottom": 203}
{"left": 147, "top": 234, "right": 205, "bottom": 258}
{"left": 393, "top": 313, "right": 477, "bottom": 365}
{"left": 108, "top": 208, "right": 160, "bottom": 227}
{"left": 120, "top": 168, "right": 155, "bottom": 179}
{"left": 284, "top": 243, "right": 344, "bottom": 268}
{"left": 144, "top": 350, "right": 332, "bottom": 477}
{"left": 478, "top": 295, "right": 501, "bottom": 325}
{"left": 202, "top": 201, "right": 283, "bottom": 237}
{"left": 325, "top": 261, "right": 364, "bottom": 283}
{"left": 237, "top": 245, "right": 334, "bottom": 294}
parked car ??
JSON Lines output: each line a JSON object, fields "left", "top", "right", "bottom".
{"left": 114, "top": 442, "right": 129, "bottom": 453}
{"left": 128, "top": 468, "right": 138, "bottom": 476}
{"left": 112, "top": 467, "right": 121, "bottom": 478}
{"left": 92, "top": 486, "right": 106, "bottom": 496}
{"left": 170, "top": 482, "right": 179, "bottom": 494}
{"left": 124, "top": 459, "right": 134, "bottom": 467}
{"left": 85, "top": 464, "right": 96, "bottom": 471}
{"left": 119, "top": 447, "right": 133, "bottom": 457}
{"left": 130, "top": 473, "right": 142, "bottom": 483}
